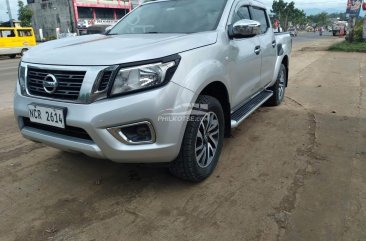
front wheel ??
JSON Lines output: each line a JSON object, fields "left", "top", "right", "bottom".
{"left": 266, "top": 64, "right": 287, "bottom": 106}
{"left": 169, "top": 95, "right": 225, "bottom": 182}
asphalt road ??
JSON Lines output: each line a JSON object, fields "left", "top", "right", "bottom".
{"left": 292, "top": 30, "right": 336, "bottom": 44}
{"left": 0, "top": 57, "right": 19, "bottom": 110}
{"left": 0, "top": 37, "right": 365, "bottom": 241}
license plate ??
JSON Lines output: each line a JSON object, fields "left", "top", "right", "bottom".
{"left": 28, "top": 104, "right": 66, "bottom": 129}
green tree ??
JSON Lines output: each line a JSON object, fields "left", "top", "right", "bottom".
{"left": 352, "top": 19, "right": 364, "bottom": 42}
{"left": 328, "top": 12, "right": 347, "bottom": 21}
{"left": 307, "top": 12, "right": 330, "bottom": 27}
{"left": 272, "top": 0, "right": 305, "bottom": 30}
{"left": 284, "top": 1, "right": 296, "bottom": 29}
{"left": 317, "top": 12, "right": 329, "bottom": 26}
{"left": 272, "top": 0, "right": 288, "bottom": 28}
{"left": 18, "top": 0, "right": 32, "bottom": 27}
{"left": 292, "top": 9, "right": 307, "bottom": 26}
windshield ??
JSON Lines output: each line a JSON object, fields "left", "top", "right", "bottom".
{"left": 108, "top": 0, "right": 227, "bottom": 35}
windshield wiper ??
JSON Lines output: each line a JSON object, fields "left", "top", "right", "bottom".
{"left": 144, "top": 32, "right": 161, "bottom": 34}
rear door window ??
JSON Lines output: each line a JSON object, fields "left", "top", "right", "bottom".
{"left": 17, "top": 30, "right": 33, "bottom": 37}
{"left": 0, "top": 30, "right": 16, "bottom": 38}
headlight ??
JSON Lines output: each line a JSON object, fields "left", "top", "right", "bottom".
{"left": 18, "top": 63, "right": 27, "bottom": 95}
{"left": 110, "top": 60, "right": 177, "bottom": 97}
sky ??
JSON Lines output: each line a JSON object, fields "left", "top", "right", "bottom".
{"left": 262, "top": 0, "right": 365, "bottom": 15}
{"left": 0, "top": 0, "right": 25, "bottom": 22}
{"left": 0, "top": 0, "right": 364, "bottom": 22}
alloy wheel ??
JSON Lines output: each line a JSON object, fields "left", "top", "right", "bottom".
{"left": 195, "top": 112, "right": 220, "bottom": 168}
{"left": 278, "top": 68, "right": 286, "bottom": 100}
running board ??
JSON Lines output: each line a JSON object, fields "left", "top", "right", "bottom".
{"left": 231, "top": 90, "right": 273, "bottom": 128}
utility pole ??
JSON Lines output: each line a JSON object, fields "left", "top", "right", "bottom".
{"left": 5, "top": 0, "right": 14, "bottom": 27}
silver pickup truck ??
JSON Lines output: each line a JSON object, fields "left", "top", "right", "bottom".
{"left": 14, "top": 0, "right": 291, "bottom": 182}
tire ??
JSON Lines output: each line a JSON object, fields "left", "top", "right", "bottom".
{"left": 266, "top": 64, "right": 287, "bottom": 106}
{"left": 9, "top": 54, "right": 16, "bottom": 59}
{"left": 169, "top": 95, "right": 225, "bottom": 182}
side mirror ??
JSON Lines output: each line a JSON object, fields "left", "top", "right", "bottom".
{"left": 228, "top": 19, "right": 261, "bottom": 39}
{"left": 104, "top": 25, "right": 113, "bottom": 34}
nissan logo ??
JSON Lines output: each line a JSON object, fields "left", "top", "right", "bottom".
{"left": 43, "top": 74, "right": 58, "bottom": 94}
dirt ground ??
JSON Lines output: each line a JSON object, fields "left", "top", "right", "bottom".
{"left": 0, "top": 38, "right": 365, "bottom": 241}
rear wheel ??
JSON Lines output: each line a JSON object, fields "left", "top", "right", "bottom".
{"left": 9, "top": 54, "right": 16, "bottom": 59}
{"left": 266, "top": 64, "right": 287, "bottom": 106}
{"left": 169, "top": 95, "right": 225, "bottom": 182}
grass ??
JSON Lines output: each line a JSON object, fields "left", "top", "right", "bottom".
{"left": 328, "top": 40, "right": 366, "bottom": 53}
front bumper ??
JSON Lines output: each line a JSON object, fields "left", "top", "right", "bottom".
{"left": 14, "top": 82, "right": 195, "bottom": 163}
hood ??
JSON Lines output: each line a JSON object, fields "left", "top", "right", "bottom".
{"left": 23, "top": 32, "right": 218, "bottom": 66}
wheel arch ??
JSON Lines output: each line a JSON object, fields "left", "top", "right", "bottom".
{"left": 281, "top": 55, "right": 289, "bottom": 87}
{"left": 199, "top": 81, "right": 231, "bottom": 138}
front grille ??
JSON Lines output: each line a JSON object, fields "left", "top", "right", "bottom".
{"left": 23, "top": 118, "right": 92, "bottom": 141}
{"left": 27, "top": 67, "right": 86, "bottom": 101}
{"left": 98, "top": 71, "right": 112, "bottom": 91}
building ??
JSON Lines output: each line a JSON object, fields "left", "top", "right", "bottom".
{"left": 27, "top": 0, "right": 139, "bottom": 40}
{"left": 72, "top": 0, "right": 132, "bottom": 31}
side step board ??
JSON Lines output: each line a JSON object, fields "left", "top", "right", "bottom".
{"left": 231, "top": 90, "right": 273, "bottom": 128}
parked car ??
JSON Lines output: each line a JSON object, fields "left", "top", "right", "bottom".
{"left": 14, "top": 0, "right": 292, "bottom": 182}
{"left": 288, "top": 27, "right": 297, "bottom": 37}
{"left": 332, "top": 21, "right": 348, "bottom": 36}
{"left": 306, "top": 26, "right": 314, "bottom": 32}
{"left": 0, "top": 27, "right": 36, "bottom": 58}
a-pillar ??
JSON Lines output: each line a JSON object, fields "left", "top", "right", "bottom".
{"left": 92, "top": 8, "right": 97, "bottom": 20}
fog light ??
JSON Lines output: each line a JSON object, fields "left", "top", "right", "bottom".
{"left": 107, "top": 121, "right": 156, "bottom": 144}
{"left": 122, "top": 125, "right": 152, "bottom": 142}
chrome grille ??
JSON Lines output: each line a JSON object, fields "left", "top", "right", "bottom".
{"left": 26, "top": 67, "right": 86, "bottom": 101}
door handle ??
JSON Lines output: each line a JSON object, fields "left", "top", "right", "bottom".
{"left": 272, "top": 40, "right": 276, "bottom": 48}
{"left": 254, "top": 46, "right": 261, "bottom": 55}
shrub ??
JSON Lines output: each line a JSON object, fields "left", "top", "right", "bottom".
{"left": 353, "top": 20, "right": 364, "bottom": 43}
